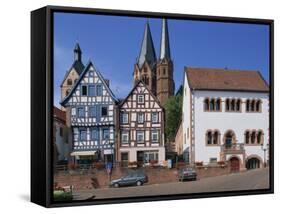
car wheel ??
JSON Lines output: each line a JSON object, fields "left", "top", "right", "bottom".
{"left": 114, "top": 183, "right": 119, "bottom": 188}
{"left": 136, "top": 181, "right": 142, "bottom": 186}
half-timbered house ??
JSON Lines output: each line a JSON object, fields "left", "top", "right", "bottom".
{"left": 61, "top": 61, "right": 118, "bottom": 163}
{"left": 118, "top": 81, "right": 165, "bottom": 166}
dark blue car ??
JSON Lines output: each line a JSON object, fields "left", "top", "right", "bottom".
{"left": 110, "top": 172, "right": 148, "bottom": 188}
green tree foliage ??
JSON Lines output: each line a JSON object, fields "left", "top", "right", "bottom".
{"left": 164, "top": 94, "right": 183, "bottom": 141}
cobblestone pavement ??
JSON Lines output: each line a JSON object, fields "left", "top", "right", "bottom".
{"left": 72, "top": 168, "right": 270, "bottom": 200}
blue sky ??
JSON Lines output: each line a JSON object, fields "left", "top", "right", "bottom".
{"left": 54, "top": 12, "right": 270, "bottom": 107}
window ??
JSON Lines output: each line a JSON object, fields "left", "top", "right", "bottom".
{"left": 152, "top": 112, "right": 158, "bottom": 123}
{"left": 137, "top": 112, "right": 144, "bottom": 123}
{"left": 82, "top": 85, "right": 87, "bottom": 96}
{"left": 88, "top": 86, "right": 95, "bottom": 96}
{"left": 121, "top": 131, "right": 129, "bottom": 144}
{"left": 67, "top": 79, "right": 72, "bottom": 85}
{"left": 96, "top": 85, "right": 102, "bottom": 96}
{"left": 251, "top": 100, "right": 255, "bottom": 112}
{"left": 74, "top": 79, "right": 78, "bottom": 83}
{"left": 136, "top": 131, "right": 144, "bottom": 143}
{"left": 103, "top": 129, "right": 110, "bottom": 140}
{"left": 246, "top": 100, "right": 250, "bottom": 111}
{"left": 121, "top": 153, "right": 129, "bottom": 167}
{"left": 206, "top": 131, "right": 212, "bottom": 145}
{"left": 101, "top": 107, "right": 108, "bottom": 117}
{"left": 121, "top": 113, "right": 129, "bottom": 124}
{"left": 251, "top": 131, "right": 256, "bottom": 144}
{"left": 216, "top": 99, "right": 221, "bottom": 111}
{"left": 77, "top": 107, "right": 85, "bottom": 117}
{"left": 226, "top": 99, "right": 230, "bottom": 111}
{"left": 91, "top": 129, "right": 98, "bottom": 140}
{"left": 59, "top": 127, "right": 63, "bottom": 137}
{"left": 163, "top": 68, "right": 166, "bottom": 75}
{"left": 257, "top": 131, "right": 263, "bottom": 144}
{"left": 138, "top": 95, "right": 144, "bottom": 104}
{"left": 236, "top": 99, "right": 241, "bottom": 111}
{"left": 210, "top": 99, "right": 215, "bottom": 111}
{"left": 231, "top": 99, "right": 235, "bottom": 111}
{"left": 66, "top": 89, "right": 70, "bottom": 96}
{"left": 256, "top": 100, "right": 261, "bottom": 112}
{"left": 79, "top": 129, "right": 87, "bottom": 141}
{"left": 204, "top": 98, "right": 209, "bottom": 111}
{"left": 151, "top": 130, "right": 159, "bottom": 142}
{"left": 245, "top": 131, "right": 250, "bottom": 144}
{"left": 213, "top": 131, "right": 219, "bottom": 144}
{"left": 210, "top": 158, "right": 217, "bottom": 163}
{"left": 89, "top": 106, "right": 96, "bottom": 117}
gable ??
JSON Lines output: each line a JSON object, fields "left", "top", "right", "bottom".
{"left": 60, "top": 61, "right": 118, "bottom": 106}
{"left": 120, "top": 81, "right": 162, "bottom": 109}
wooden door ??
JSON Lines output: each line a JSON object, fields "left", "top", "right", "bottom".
{"left": 230, "top": 157, "right": 240, "bottom": 172}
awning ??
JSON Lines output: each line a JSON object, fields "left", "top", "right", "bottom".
{"left": 70, "top": 151, "right": 96, "bottom": 156}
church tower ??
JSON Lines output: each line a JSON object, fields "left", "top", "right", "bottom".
{"left": 133, "top": 21, "right": 157, "bottom": 95}
{"left": 156, "top": 19, "right": 175, "bottom": 106}
{"left": 60, "top": 43, "right": 85, "bottom": 102}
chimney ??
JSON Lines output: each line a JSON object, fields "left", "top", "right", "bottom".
{"left": 104, "top": 79, "right": 110, "bottom": 87}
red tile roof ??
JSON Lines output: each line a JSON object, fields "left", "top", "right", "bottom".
{"left": 185, "top": 67, "right": 269, "bottom": 92}
{"left": 53, "top": 106, "right": 66, "bottom": 123}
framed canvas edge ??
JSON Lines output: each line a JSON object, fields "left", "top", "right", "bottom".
{"left": 31, "top": 5, "right": 274, "bottom": 208}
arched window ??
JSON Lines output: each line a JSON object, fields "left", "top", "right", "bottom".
{"left": 224, "top": 130, "right": 235, "bottom": 148}
{"left": 231, "top": 99, "right": 235, "bottom": 111}
{"left": 67, "top": 79, "right": 72, "bottom": 86}
{"left": 251, "top": 131, "right": 256, "bottom": 144}
{"left": 210, "top": 99, "right": 215, "bottom": 111}
{"left": 144, "top": 67, "right": 147, "bottom": 73}
{"left": 246, "top": 99, "right": 250, "bottom": 112}
{"left": 236, "top": 99, "right": 241, "bottom": 111}
{"left": 256, "top": 100, "right": 261, "bottom": 112}
{"left": 226, "top": 99, "right": 230, "bottom": 111}
{"left": 216, "top": 99, "right": 221, "bottom": 111}
{"left": 204, "top": 98, "right": 209, "bottom": 111}
{"left": 251, "top": 100, "right": 256, "bottom": 112}
{"left": 65, "top": 89, "right": 70, "bottom": 96}
{"left": 245, "top": 131, "right": 250, "bottom": 144}
{"left": 213, "top": 131, "right": 219, "bottom": 144}
{"left": 206, "top": 131, "right": 212, "bottom": 145}
{"left": 257, "top": 130, "right": 263, "bottom": 144}
{"left": 163, "top": 68, "right": 166, "bottom": 75}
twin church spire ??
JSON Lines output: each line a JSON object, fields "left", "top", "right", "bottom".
{"left": 134, "top": 19, "right": 174, "bottom": 106}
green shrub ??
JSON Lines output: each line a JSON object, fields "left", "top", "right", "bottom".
{"left": 53, "top": 190, "right": 73, "bottom": 201}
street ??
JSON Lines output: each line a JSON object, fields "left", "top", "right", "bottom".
{"left": 73, "top": 168, "right": 269, "bottom": 200}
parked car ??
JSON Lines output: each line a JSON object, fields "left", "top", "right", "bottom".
{"left": 178, "top": 168, "right": 197, "bottom": 181}
{"left": 110, "top": 172, "right": 148, "bottom": 188}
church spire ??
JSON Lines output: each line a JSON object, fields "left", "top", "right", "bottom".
{"left": 137, "top": 21, "right": 156, "bottom": 68}
{"left": 160, "top": 19, "right": 171, "bottom": 60}
{"left": 74, "top": 43, "right": 82, "bottom": 62}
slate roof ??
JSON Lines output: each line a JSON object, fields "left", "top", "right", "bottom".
{"left": 137, "top": 21, "right": 157, "bottom": 69}
{"left": 159, "top": 19, "right": 171, "bottom": 60}
{"left": 185, "top": 67, "right": 269, "bottom": 92}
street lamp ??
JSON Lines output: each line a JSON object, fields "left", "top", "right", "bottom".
{"left": 261, "top": 143, "right": 268, "bottom": 168}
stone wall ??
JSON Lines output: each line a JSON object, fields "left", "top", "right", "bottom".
{"left": 54, "top": 165, "right": 231, "bottom": 190}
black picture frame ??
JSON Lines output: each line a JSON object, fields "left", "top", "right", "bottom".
{"left": 31, "top": 5, "right": 274, "bottom": 208}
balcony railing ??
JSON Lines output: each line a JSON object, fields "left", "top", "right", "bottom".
{"left": 221, "top": 143, "right": 245, "bottom": 152}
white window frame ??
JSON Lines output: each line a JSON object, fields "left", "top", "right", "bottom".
{"left": 136, "top": 131, "right": 145, "bottom": 143}
{"left": 151, "top": 130, "right": 159, "bottom": 142}
{"left": 121, "top": 113, "right": 129, "bottom": 124}
{"left": 151, "top": 112, "right": 158, "bottom": 123}
{"left": 138, "top": 94, "right": 144, "bottom": 104}
{"left": 137, "top": 112, "right": 144, "bottom": 123}
{"left": 121, "top": 131, "right": 129, "bottom": 144}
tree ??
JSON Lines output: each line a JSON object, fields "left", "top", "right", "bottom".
{"left": 164, "top": 94, "right": 183, "bottom": 142}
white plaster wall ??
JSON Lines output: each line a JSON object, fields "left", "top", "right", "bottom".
{"left": 120, "top": 147, "right": 165, "bottom": 162}
{"left": 193, "top": 90, "right": 269, "bottom": 164}
{"left": 182, "top": 73, "right": 191, "bottom": 158}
